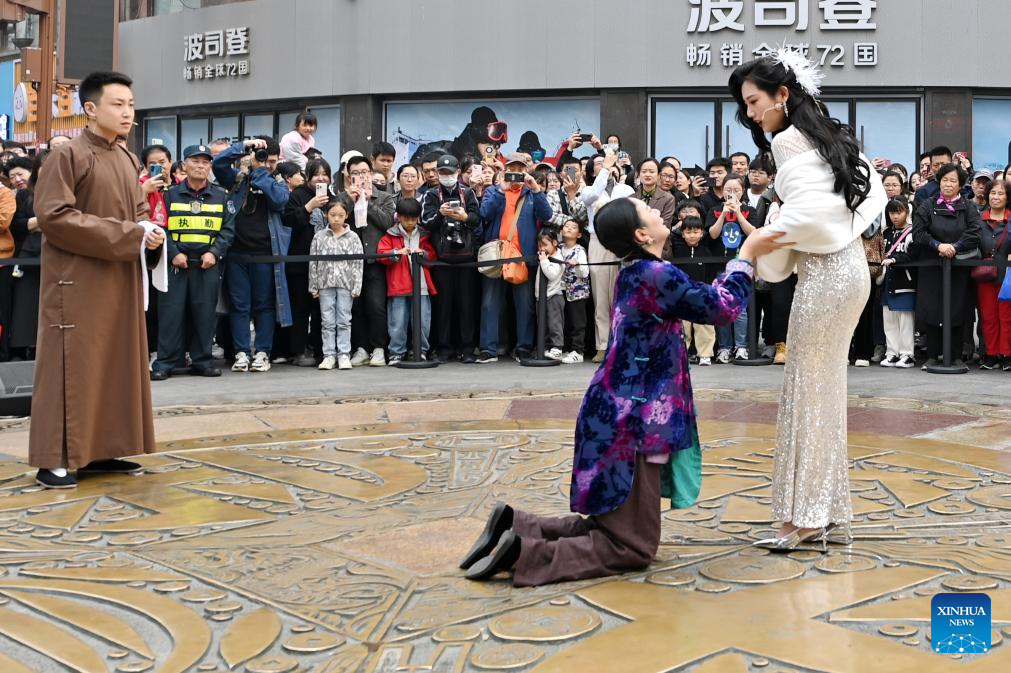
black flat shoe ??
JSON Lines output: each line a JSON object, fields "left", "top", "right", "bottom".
{"left": 465, "top": 530, "right": 520, "bottom": 581}
{"left": 188, "top": 367, "right": 222, "bottom": 377}
{"left": 79, "top": 459, "right": 143, "bottom": 475}
{"left": 459, "top": 503, "right": 514, "bottom": 569}
{"left": 150, "top": 369, "right": 169, "bottom": 381}
{"left": 35, "top": 469, "right": 77, "bottom": 489}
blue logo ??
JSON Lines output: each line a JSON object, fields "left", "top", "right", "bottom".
{"left": 931, "top": 593, "right": 991, "bottom": 654}
{"left": 722, "top": 221, "right": 742, "bottom": 249}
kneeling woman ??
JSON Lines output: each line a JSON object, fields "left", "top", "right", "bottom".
{"left": 461, "top": 198, "right": 789, "bottom": 585}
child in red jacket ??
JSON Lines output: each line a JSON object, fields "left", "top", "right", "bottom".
{"left": 377, "top": 198, "right": 438, "bottom": 365}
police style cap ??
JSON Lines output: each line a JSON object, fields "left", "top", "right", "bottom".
{"left": 436, "top": 155, "right": 460, "bottom": 172}
{"left": 183, "top": 144, "right": 213, "bottom": 160}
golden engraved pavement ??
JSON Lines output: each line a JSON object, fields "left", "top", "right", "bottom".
{"left": 0, "top": 397, "right": 1008, "bottom": 672}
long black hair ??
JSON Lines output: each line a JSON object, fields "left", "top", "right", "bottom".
{"left": 729, "top": 57, "right": 871, "bottom": 213}
{"left": 594, "top": 199, "right": 658, "bottom": 262}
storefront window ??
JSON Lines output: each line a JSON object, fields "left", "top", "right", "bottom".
{"left": 180, "top": 117, "right": 210, "bottom": 152}
{"left": 310, "top": 106, "right": 341, "bottom": 162}
{"left": 972, "top": 98, "right": 1011, "bottom": 171}
{"left": 211, "top": 116, "right": 239, "bottom": 144}
{"left": 855, "top": 101, "right": 918, "bottom": 169}
{"left": 720, "top": 101, "right": 759, "bottom": 163}
{"left": 653, "top": 101, "right": 715, "bottom": 169}
{"left": 243, "top": 114, "right": 274, "bottom": 139}
{"left": 278, "top": 111, "right": 301, "bottom": 140}
{"left": 145, "top": 116, "right": 177, "bottom": 158}
{"left": 384, "top": 98, "right": 600, "bottom": 170}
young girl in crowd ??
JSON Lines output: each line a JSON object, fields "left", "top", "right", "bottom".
{"left": 377, "top": 198, "right": 437, "bottom": 366}
{"left": 309, "top": 197, "right": 364, "bottom": 371}
{"left": 879, "top": 198, "right": 917, "bottom": 368}
{"left": 459, "top": 198, "right": 787, "bottom": 586}
{"left": 559, "top": 220, "right": 589, "bottom": 364}
{"left": 535, "top": 231, "right": 566, "bottom": 361}
{"left": 706, "top": 177, "right": 755, "bottom": 362}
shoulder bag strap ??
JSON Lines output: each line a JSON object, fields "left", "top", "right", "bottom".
{"left": 506, "top": 195, "right": 526, "bottom": 244}
{"left": 885, "top": 227, "right": 913, "bottom": 258}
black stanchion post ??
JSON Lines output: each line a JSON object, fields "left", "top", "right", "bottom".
{"left": 520, "top": 264, "right": 561, "bottom": 368}
{"left": 924, "top": 256, "right": 967, "bottom": 375}
{"left": 732, "top": 287, "right": 772, "bottom": 367}
{"left": 396, "top": 252, "right": 438, "bottom": 370}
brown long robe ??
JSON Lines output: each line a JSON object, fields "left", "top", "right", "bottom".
{"left": 29, "top": 128, "right": 157, "bottom": 469}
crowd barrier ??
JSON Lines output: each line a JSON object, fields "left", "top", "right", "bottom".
{"left": 0, "top": 252, "right": 1007, "bottom": 375}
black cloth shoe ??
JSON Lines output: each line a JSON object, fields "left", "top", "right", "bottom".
{"left": 460, "top": 503, "right": 514, "bottom": 569}
{"left": 79, "top": 459, "right": 143, "bottom": 475}
{"left": 150, "top": 369, "right": 169, "bottom": 381}
{"left": 35, "top": 469, "right": 77, "bottom": 489}
{"left": 188, "top": 366, "right": 222, "bottom": 377}
{"left": 465, "top": 530, "right": 520, "bottom": 580}
{"left": 460, "top": 352, "right": 476, "bottom": 364}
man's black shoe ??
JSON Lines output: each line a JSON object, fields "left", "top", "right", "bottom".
{"left": 188, "top": 367, "right": 222, "bottom": 377}
{"left": 35, "top": 469, "right": 77, "bottom": 489}
{"left": 150, "top": 369, "right": 170, "bottom": 381}
{"left": 460, "top": 503, "right": 514, "bottom": 569}
{"left": 460, "top": 352, "right": 476, "bottom": 364}
{"left": 79, "top": 459, "right": 143, "bottom": 475}
{"left": 465, "top": 530, "right": 520, "bottom": 580}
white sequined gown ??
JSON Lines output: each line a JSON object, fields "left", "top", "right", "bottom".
{"left": 770, "top": 127, "right": 869, "bottom": 529}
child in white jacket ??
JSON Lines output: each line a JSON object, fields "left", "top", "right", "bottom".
{"left": 309, "top": 197, "right": 364, "bottom": 370}
{"left": 536, "top": 231, "right": 566, "bottom": 360}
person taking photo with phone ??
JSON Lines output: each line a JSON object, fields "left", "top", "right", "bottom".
{"left": 279, "top": 158, "right": 334, "bottom": 367}
{"left": 421, "top": 154, "right": 482, "bottom": 363}
{"left": 476, "top": 154, "right": 553, "bottom": 364}
{"left": 580, "top": 141, "right": 634, "bottom": 363}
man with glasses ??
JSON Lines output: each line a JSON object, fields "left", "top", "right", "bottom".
{"left": 420, "top": 153, "right": 441, "bottom": 196}
{"left": 339, "top": 155, "right": 396, "bottom": 367}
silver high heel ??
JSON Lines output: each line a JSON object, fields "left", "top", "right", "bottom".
{"left": 816, "top": 523, "right": 853, "bottom": 546}
{"left": 752, "top": 527, "right": 827, "bottom": 552}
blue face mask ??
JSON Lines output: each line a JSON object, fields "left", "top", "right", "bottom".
{"left": 530, "top": 149, "right": 546, "bottom": 162}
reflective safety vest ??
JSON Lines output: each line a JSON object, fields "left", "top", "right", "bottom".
{"left": 166, "top": 200, "right": 225, "bottom": 245}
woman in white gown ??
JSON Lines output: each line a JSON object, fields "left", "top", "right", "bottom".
{"left": 728, "top": 50, "right": 887, "bottom": 550}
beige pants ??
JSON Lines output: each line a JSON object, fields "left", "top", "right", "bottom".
{"left": 682, "top": 321, "right": 716, "bottom": 358}
{"left": 588, "top": 233, "right": 619, "bottom": 351}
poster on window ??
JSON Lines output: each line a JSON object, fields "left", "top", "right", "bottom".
{"left": 385, "top": 99, "right": 601, "bottom": 169}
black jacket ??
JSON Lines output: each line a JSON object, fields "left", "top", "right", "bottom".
{"left": 420, "top": 181, "right": 481, "bottom": 261}
{"left": 911, "top": 198, "right": 981, "bottom": 325}
{"left": 671, "top": 236, "right": 716, "bottom": 283}
{"left": 881, "top": 225, "right": 916, "bottom": 294}
{"left": 282, "top": 184, "right": 318, "bottom": 275}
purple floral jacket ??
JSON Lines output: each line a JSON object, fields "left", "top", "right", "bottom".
{"left": 570, "top": 257, "right": 753, "bottom": 516}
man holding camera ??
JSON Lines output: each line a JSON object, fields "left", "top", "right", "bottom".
{"left": 152, "top": 144, "right": 235, "bottom": 380}
{"left": 421, "top": 154, "right": 481, "bottom": 363}
{"left": 212, "top": 136, "right": 292, "bottom": 373}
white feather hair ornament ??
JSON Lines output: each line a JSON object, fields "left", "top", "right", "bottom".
{"left": 772, "top": 47, "right": 825, "bottom": 98}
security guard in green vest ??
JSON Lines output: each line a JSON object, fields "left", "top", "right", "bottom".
{"left": 151, "top": 144, "right": 235, "bottom": 380}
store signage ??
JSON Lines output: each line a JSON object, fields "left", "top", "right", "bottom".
{"left": 182, "top": 27, "right": 250, "bottom": 81}
{"left": 685, "top": 0, "right": 878, "bottom": 69}
{"left": 12, "top": 83, "right": 27, "bottom": 123}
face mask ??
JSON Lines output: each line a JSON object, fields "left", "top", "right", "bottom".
{"left": 439, "top": 174, "right": 458, "bottom": 188}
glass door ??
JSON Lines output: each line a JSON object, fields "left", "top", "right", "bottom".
{"left": 720, "top": 101, "right": 759, "bottom": 162}
{"left": 180, "top": 117, "right": 210, "bottom": 150}
{"left": 855, "top": 101, "right": 919, "bottom": 169}
{"left": 144, "top": 116, "right": 177, "bottom": 157}
{"left": 653, "top": 100, "right": 715, "bottom": 169}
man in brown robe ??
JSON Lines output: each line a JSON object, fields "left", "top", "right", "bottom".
{"left": 30, "top": 71, "right": 165, "bottom": 488}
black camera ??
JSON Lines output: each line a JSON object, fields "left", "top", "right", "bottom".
{"left": 247, "top": 147, "right": 269, "bottom": 162}
{"left": 445, "top": 221, "right": 465, "bottom": 247}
